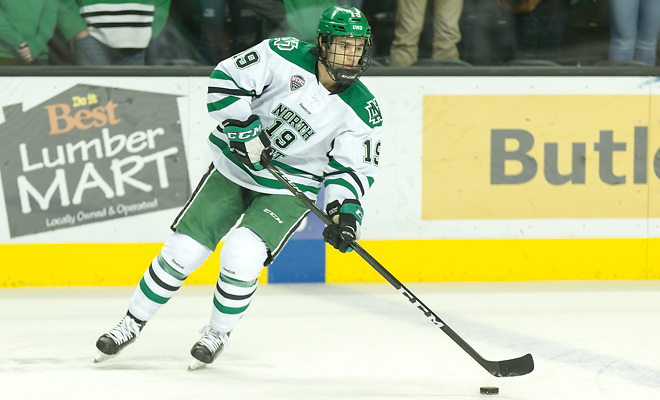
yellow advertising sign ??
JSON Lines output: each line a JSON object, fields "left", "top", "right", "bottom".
{"left": 422, "top": 95, "right": 660, "bottom": 219}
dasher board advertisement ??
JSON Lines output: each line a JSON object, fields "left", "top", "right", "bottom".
{"left": 0, "top": 80, "right": 191, "bottom": 240}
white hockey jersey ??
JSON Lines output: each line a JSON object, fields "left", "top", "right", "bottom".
{"left": 206, "top": 37, "right": 383, "bottom": 211}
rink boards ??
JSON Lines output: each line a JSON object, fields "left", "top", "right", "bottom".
{"left": 1, "top": 75, "right": 660, "bottom": 286}
{"left": 2, "top": 238, "right": 659, "bottom": 286}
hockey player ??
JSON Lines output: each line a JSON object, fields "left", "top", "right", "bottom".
{"left": 94, "top": 5, "right": 383, "bottom": 370}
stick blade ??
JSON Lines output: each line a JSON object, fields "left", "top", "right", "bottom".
{"left": 489, "top": 353, "right": 534, "bottom": 377}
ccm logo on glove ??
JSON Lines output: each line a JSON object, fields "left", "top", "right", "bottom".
{"left": 223, "top": 114, "right": 271, "bottom": 171}
{"left": 322, "top": 199, "right": 363, "bottom": 253}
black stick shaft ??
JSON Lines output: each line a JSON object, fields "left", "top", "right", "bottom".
{"left": 263, "top": 160, "right": 534, "bottom": 377}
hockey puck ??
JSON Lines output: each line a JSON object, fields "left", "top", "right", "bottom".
{"left": 480, "top": 387, "right": 499, "bottom": 395}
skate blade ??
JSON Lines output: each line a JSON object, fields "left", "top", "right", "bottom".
{"left": 187, "top": 358, "right": 208, "bottom": 371}
{"left": 93, "top": 351, "right": 116, "bottom": 364}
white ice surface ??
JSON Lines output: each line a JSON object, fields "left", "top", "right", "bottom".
{"left": 1, "top": 281, "right": 659, "bottom": 400}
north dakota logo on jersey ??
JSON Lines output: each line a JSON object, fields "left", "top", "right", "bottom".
{"left": 365, "top": 99, "right": 382, "bottom": 125}
{"left": 273, "top": 37, "right": 299, "bottom": 51}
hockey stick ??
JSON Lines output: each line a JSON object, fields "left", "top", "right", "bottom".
{"left": 263, "top": 158, "right": 534, "bottom": 377}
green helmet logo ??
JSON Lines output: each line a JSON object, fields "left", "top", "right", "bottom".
{"left": 317, "top": 6, "right": 372, "bottom": 40}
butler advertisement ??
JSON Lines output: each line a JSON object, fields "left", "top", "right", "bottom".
{"left": 0, "top": 84, "right": 189, "bottom": 238}
{"left": 421, "top": 93, "right": 660, "bottom": 220}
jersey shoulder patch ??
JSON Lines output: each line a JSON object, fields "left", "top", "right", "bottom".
{"left": 338, "top": 81, "right": 383, "bottom": 128}
{"left": 268, "top": 37, "right": 316, "bottom": 74}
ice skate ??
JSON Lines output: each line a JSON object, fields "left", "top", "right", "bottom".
{"left": 187, "top": 326, "right": 229, "bottom": 371}
{"left": 94, "top": 313, "right": 145, "bottom": 363}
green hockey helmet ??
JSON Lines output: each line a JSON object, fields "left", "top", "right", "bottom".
{"left": 317, "top": 6, "right": 372, "bottom": 85}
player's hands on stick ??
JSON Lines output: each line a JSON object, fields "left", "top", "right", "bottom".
{"left": 323, "top": 199, "right": 363, "bottom": 253}
{"left": 223, "top": 114, "right": 270, "bottom": 171}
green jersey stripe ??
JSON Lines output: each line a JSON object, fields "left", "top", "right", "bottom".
{"left": 208, "top": 96, "right": 240, "bottom": 113}
{"left": 209, "top": 86, "right": 253, "bottom": 97}
{"left": 323, "top": 177, "right": 359, "bottom": 199}
{"left": 272, "top": 159, "right": 323, "bottom": 181}
{"left": 327, "top": 158, "right": 353, "bottom": 172}
{"left": 209, "top": 70, "right": 253, "bottom": 94}
{"left": 208, "top": 134, "right": 321, "bottom": 195}
{"left": 325, "top": 170, "right": 365, "bottom": 196}
{"left": 326, "top": 158, "right": 366, "bottom": 195}
{"left": 327, "top": 157, "right": 375, "bottom": 192}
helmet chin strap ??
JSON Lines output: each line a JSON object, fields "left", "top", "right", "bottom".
{"left": 322, "top": 61, "right": 359, "bottom": 86}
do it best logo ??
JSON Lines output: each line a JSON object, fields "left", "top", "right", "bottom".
{"left": 45, "top": 93, "right": 121, "bottom": 135}
{"left": 0, "top": 84, "right": 190, "bottom": 238}
{"left": 422, "top": 94, "right": 660, "bottom": 220}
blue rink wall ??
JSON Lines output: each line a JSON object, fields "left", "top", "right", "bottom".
{"left": 267, "top": 213, "right": 326, "bottom": 283}
{"left": 268, "top": 240, "right": 326, "bottom": 283}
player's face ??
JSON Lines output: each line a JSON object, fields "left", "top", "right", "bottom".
{"left": 326, "top": 37, "right": 366, "bottom": 70}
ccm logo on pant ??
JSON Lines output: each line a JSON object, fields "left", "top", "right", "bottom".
{"left": 263, "top": 208, "right": 283, "bottom": 224}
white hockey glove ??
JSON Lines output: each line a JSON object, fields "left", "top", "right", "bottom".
{"left": 223, "top": 114, "right": 271, "bottom": 171}
{"left": 322, "top": 199, "right": 363, "bottom": 253}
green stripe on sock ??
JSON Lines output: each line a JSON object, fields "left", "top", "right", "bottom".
{"left": 213, "top": 296, "right": 250, "bottom": 314}
{"left": 156, "top": 254, "right": 187, "bottom": 281}
{"left": 220, "top": 273, "right": 257, "bottom": 288}
{"left": 139, "top": 278, "right": 169, "bottom": 304}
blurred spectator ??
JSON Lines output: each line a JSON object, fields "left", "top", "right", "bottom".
{"left": 389, "top": 0, "right": 463, "bottom": 66}
{"left": 243, "top": 0, "right": 290, "bottom": 38}
{"left": 497, "top": 0, "right": 570, "bottom": 62}
{"left": 197, "top": 0, "right": 261, "bottom": 64}
{"left": 338, "top": 0, "right": 363, "bottom": 8}
{"left": 0, "top": 0, "right": 58, "bottom": 65}
{"left": 144, "top": 1, "right": 203, "bottom": 65}
{"left": 56, "top": 0, "right": 171, "bottom": 65}
{"left": 360, "top": 0, "right": 397, "bottom": 63}
{"left": 458, "top": 0, "right": 515, "bottom": 65}
{"left": 608, "top": 0, "right": 660, "bottom": 66}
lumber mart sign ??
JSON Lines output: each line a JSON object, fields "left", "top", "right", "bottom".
{"left": 0, "top": 84, "right": 189, "bottom": 237}
{"left": 422, "top": 94, "right": 660, "bottom": 219}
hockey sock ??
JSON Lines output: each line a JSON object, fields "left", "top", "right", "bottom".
{"left": 128, "top": 254, "right": 188, "bottom": 321}
{"left": 208, "top": 272, "right": 258, "bottom": 333}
